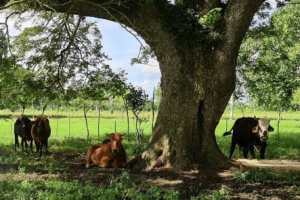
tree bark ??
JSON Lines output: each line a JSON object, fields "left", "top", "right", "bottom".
{"left": 131, "top": 46, "right": 238, "bottom": 170}
{"left": 1, "top": 0, "right": 266, "bottom": 170}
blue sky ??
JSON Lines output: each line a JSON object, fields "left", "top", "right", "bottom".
{"left": 94, "top": 19, "right": 160, "bottom": 98}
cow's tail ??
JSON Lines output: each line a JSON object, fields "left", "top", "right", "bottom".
{"left": 223, "top": 131, "right": 232, "bottom": 136}
{"left": 223, "top": 126, "right": 234, "bottom": 137}
{"left": 223, "top": 119, "right": 240, "bottom": 136}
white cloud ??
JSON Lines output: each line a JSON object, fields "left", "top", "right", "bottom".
{"left": 131, "top": 79, "right": 160, "bottom": 97}
{"left": 140, "top": 65, "right": 160, "bottom": 79}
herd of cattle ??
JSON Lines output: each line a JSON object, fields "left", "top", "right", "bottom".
{"left": 14, "top": 116, "right": 128, "bottom": 168}
{"left": 14, "top": 116, "right": 273, "bottom": 169}
{"left": 14, "top": 116, "right": 51, "bottom": 156}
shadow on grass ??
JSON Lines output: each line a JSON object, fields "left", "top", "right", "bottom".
{"left": 3, "top": 138, "right": 300, "bottom": 199}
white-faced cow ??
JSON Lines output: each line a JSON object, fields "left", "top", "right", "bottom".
{"left": 223, "top": 117, "right": 274, "bottom": 159}
{"left": 14, "top": 117, "right": 33, "bottom": 152}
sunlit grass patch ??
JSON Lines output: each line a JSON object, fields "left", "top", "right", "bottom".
{"left": 233, "top": 168, "right": 299, "bottom": 183}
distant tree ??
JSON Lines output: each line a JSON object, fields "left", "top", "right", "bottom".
{"left": 125, "top": 85, "right": 149, "bottom": 144}
{"left": 10, "top": 13, "right": 109, "bottom": 99}
{"left": 291, "top": 88, "right": 300, "bottom": 111}
{"left": 154, "top": 83, "right": 162, "bottom": 111}
{"left": 238, "top": 3, "right": 300, "bottom": 112}
{"left": 73, "top": 66, "right": 127, "bottom": 139}
{"left": 238, "top": 2, "right": 300, "bottom": 141}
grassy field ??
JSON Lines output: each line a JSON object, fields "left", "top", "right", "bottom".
{"left": 1, "top": 108, "right": 300, "bottom": 199}
{"left": 1, "top": 108, "right": 300, "bottom": 160}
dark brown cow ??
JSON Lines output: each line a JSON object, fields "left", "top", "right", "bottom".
{"left": 14, "top": 117, "right": 33, "bottom": 152}
{"left": 85, "top": 133, "right": 127, "bottom": 169}
{"left": 30, "top": 117, "right": 51, "bottom": 156}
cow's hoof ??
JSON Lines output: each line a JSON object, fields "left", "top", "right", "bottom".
{"left": 85, "top": 164, "right": 91, "bottom": 169}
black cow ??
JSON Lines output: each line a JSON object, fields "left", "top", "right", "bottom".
{"left": 14, "top": 117, "right": 33, "bottom": 152}
{"left": 223, "top": 117, "right": 274, "bottom": 159}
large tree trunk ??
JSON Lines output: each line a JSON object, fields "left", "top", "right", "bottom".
{"left": 129, "top": 42, "right": 237, "bottom": 170}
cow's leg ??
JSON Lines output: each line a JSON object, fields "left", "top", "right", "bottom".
{"left": 242, "top": 148, "right": 249, "bottom": 158}
{"left": 249, "top": 145, "right": 256, "bottom": 159}
{"left": 39, "top": 142, "right": 43, "bottom": 157}
{"left": 30, "top": 140, "right": 33, "bottom": 153}
{"left": 99, "top": 154, "right": 113, "bottom": 168}
{"left": 45, "top": 140, "right": 49, "bottom": 154}
{"left": 229, "top": 141, "right": 236, "bottom": 159}
{"left": 85, "top": 145, "right": 100, "bottom": 168}
{"left": 122, "top": 162, "right": 128, "bottom": 168}
{"left": 15, "top": 134, "right": 19, "bottom": 151}
{"left": 21, "top": 139, "right": 23, "bottom": 150}
{"left": 99, "top": 159, "right": 112, "bottom": 168}
{"left": 260, "top": 142, "right": 267, "bottom": 159}
{"left": 23, "top": 139, "right": 28, "bottom": 151}
{"left": 34, "top": 140, "right": 40, "bottom": 155}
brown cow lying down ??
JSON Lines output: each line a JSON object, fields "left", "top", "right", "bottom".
{"left": 85, "top": 133, "right": 127, "bottom": 169}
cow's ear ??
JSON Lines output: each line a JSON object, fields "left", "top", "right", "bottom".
{"left": 108, "top": 133, "right": 115, "bottom": 140}
{"left": 121, "top": 134, "right": 125, "bottom": 140}
{"left": 268, "top": 126, "right": 274, "bottom": 132}
{"left": 252, "top": 126, "right": 259, "bottom": 133}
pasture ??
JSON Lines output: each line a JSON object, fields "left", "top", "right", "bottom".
{"left": 1, "top": 108, "right": 300, "bottom": 199}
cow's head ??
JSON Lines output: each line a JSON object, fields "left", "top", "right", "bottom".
{"left": 107, "top": 133, "right": 125, "bottom": 153}
{"left": 17, "top": 117, "right": 31, "bottom": 138}
{"left": 252, "top": 118, "right": 274, "bottom": 141}
{"left": 30, "top": 118, "right": 44, "bottom": 133}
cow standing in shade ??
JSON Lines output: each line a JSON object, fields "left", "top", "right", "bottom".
{"left": 223, "top": 117, "right": 274, "bottom": 159}
{"left": 14, "top": 117, "right": 33, "bottom": 152}
{"left": 85, "top": 133, "right": 127, "bottom": 169}
{"left": 30, "top": 117, "right": 51, "bottom": 156}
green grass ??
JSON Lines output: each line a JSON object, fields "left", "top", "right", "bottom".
{"left": 233, "top": 168, "right": 299, "bottom": 183}
{"left": 0, "top": 109, "right": 154, "bottom": 144}
{"left": 2, "top": 109, "right": 300, "bottom": 160}
{"left": 2, "top": 108, "right": 300, "bottom": 199}
{"left": 0, "top": 172, "right": 180, "bottom": 200}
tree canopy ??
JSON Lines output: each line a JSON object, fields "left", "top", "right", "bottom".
{"left": 237, "top": 1, "right": 300, "bottom": 110}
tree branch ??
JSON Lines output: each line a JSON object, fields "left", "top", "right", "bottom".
{"left": 219, "top": 0, "right": 266, "bottom": 57}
